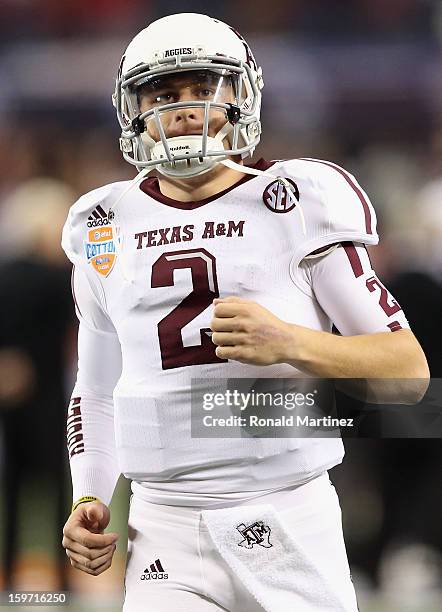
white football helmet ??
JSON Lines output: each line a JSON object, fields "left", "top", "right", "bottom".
{"left": 113, "top": 13, "right": 264, "bottom": 177}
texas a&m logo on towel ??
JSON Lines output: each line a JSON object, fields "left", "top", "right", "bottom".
{"left": 237, "top": 520, "right": 273, "bottom": 549}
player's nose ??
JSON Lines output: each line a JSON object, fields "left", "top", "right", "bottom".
{"left": 167, "top": 107, "right": 204, "bottom": 138}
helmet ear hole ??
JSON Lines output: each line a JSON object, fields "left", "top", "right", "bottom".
{"left": 226, "top": 104, "right": 241, "bottom": 125}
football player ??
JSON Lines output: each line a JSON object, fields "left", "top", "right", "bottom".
{"left": 61, "top": 13, "right": 429, "bottom": 612}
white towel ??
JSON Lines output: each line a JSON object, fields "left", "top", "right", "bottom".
{"left": 202, "top": 503, "right": 350, "bottom": 611}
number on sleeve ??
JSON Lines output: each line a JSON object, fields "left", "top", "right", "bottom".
{"left": 366, "top": 276, "right": 401, "bottom": 317}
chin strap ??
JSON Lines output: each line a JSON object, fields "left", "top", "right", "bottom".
{"left": 221, "top": 158, "right": 307, "bottom": 235}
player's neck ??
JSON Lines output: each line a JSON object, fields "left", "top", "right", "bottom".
{"left": 156, "top": 157, "right": 246, "bottom": 202}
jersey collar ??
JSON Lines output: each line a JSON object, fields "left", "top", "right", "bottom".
{"left": 139, "top": 158, "right": 276, "bottom": 210}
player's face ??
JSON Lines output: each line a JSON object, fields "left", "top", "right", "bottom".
{"left": 137, "top": 70, "right": 236, "bottom": 142}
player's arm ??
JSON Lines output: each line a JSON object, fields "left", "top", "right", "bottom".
{"left": 285, "top": 243, "right": 429, "bottom": 400}
{"left": 62, "top": 265, "right": 121, "bottom": 575}
{"left": 211, "top": 244, "right": 429, "bottom": 403}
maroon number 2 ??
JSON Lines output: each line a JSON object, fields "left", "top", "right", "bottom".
{"left": 151, "top": 248, "right": 227, "bottom": 370}
{"left": 366, "top": 276, "right": 401, "bottom": 316}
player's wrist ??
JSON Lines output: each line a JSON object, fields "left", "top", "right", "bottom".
{"left": 283, "top": 324, "right": 321, "bottom": 368}
{"left": 71, "top": 495, "right": 102, "bottom": 514}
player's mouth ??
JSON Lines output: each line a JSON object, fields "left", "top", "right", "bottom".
{"left": 166, "top": 130, "right": 204, "bottom": 138}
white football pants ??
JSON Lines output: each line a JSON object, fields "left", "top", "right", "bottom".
{"left": 123, "top": 474, "right": 359, "bottom": 611}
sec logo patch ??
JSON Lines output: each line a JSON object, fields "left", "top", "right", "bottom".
{"left": 262, "top": 179, "right": 299, "bottom": 213}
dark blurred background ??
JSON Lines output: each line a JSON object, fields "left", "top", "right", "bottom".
{"left": 0, "top": 1, "right": 441, "bottom": 610}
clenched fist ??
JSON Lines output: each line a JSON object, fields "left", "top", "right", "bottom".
{"left": 62, "top": 501, "right": 119, "bottom": 576}
{"left": 211, "top": 296, "right": 295, "bottom": 366}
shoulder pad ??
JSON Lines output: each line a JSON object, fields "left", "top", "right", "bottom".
{"left": 61, "top": 181, "right": 129, "bottom": 270}
{"left": 277, "top": 158, "right": 379, "bottom": 268}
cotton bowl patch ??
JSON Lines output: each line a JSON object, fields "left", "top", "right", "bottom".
{"left": 85, "top": 227, "right": 116, "bottom": 276}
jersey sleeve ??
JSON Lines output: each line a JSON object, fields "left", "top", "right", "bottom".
{"left": 290, "top": 158, "right": 379, "bottom": 276}
{"left": 300, "top": 242, "right": 410, "bottom": 335}
{"left": 67, "top": 265, "right": 122, "bottom": 507}
{"left": 61, "top": 181, "right": 122, "bottom": 272}
{"left": 61, "top": 192, "right": 93, "bottom": 271}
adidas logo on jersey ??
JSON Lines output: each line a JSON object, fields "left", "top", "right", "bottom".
{"left": 140, "top": 558, "right": 168, "bottom": 580}
{"left": 87, "top": 204, "right": 114, "bottom": 227}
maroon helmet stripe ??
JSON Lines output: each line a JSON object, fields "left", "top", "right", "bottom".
{"left": 342, "top": 241, "right": 364, "bottom": 278}
{"left": 300, "top": 158, "right": 372, "bottom": 234}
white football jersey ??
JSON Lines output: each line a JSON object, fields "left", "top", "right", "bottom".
{"left": 63, "top": 158, "right": 408, "bottom": 506}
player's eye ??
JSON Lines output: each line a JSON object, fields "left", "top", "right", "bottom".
{"left": 145, "top": 91, "right": 176, "bottom": 107}
{"left": 194, "top": 86, "right": 216, "bottom": 99}
{"left": 153, "top": 92, "right": 174, "bottom": 104}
